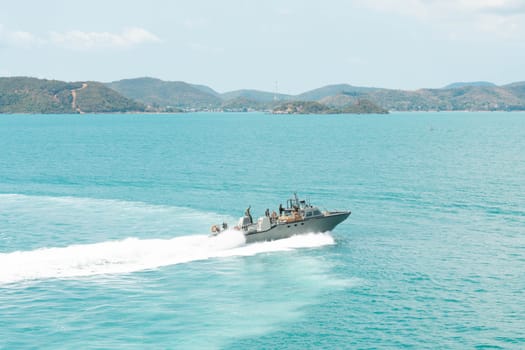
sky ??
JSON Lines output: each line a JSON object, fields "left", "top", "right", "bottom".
{"left": 1, "top": 0, "right": 524, "bottom": 93}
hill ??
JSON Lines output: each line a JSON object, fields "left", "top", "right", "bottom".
{"left": 226, "top": 82, "right": 525, "bottom": 112}
{"left": 296, "top": 84, "right": 377, "bottom": 101}
{"left": 273, "top": 99, "right": 387, "bottom": 114}
{"left": 99, "top": 78, "right": 525, "bottom": 112}
{"left": 74, "top": 82, "right": 145, "bottom": 113}
{"left": 0, "top": 77, "right": 144, "bottom": 114}
{"left": 365, "top": 85, "right": 524, "bottom": 111}
{"left": 273, "top": 101, "right": 334, "bottom": 114}
{"left": 320, "top": 93, "right": 359, "bottom": 107}
{"left": 443, "top": 81, "right": 496, "bottom": 89}
{"left": 339, "top": 99, "right": 388, "bottom": 114}
{"left": 106, "top": 77, "right": 222, "bottom": 109}
{"left": 321, "top": 95, "right": 388, "bottom": 114}
{"left": 220, "top": 97, "right": 274, "bottom": 112}
{"left": 502, "top": 81, "right": 525, "bottom": 101}
{"left": 3, "top": 76, "right": 525, "bottom": 114}
{"left": 221, "top": 89, "right": 292, "bottom": 102}
{"left": 190, "top": 83, "right": 221, "bottom": 97}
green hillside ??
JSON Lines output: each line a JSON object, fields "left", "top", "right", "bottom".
{"left": 221, "top": 89, "right": 292, "bottom": 102}
{"left": 296, "top": 84, "right": 377, "bottom": 101}
{"left": 366, "top": 86, "right": 525, "bottom": 111}
{"left": 75, "top": 82, "right": 145, "bottom": 113}
{"left": 3, "top": 76, "right": 525, "bottom": 114}
{"left": 0, "top": 77, "right": 143, "bottom": 114}
{"left": 220, "top": 97, "right": 274, "bottom": 112}
{"left": 273, "top": 101, "right": 333, "bottom": 114}
{"left": 107, "top": 77, "right": 222, "bottom": 109}
{"left": 273, "top": 99, "right": 387, "bottom": 114}
{"left": 0, "top": 77, "right": 81, "bottom": 113}
{"left": 443, "top": 81, "right": 496, "bottom": 89}
{"left": 503, "top": 81, "right": 525, "bottom": 102}
{"left": 102, "top": 78, "right": 525, "bottom": 112}
{"left": 191, "top": 84, "right": 221, "bottom": 97}
{"left": 250, "top": 82, "right": 525, "bottom": 112}
{"left": 320, "top": 93, "right": 358, "bottom": 107}
{"left": 338, "top": 99, "right": 388, "bottom": 114}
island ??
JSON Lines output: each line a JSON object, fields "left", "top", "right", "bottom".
{"left": 272, "top": 99, "right": 388, "bottom": 114}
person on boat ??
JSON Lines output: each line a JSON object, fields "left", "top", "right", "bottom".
{"left": 279, "top": 203, "right": 284, "bottom": 215}
{"left": 292, "top": 206, "right": 301, "bottom": 221}
{"left": 245, "top": 206, "right": 253, "bottom": 224}
{"left": 265, "top": 208, "right": 270, "bottom": 217}
{"left": 271, "top": 210, "right": 277, "bottom": 223}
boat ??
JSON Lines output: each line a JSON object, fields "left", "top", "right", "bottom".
{"left": 211, "top": 193, "right": 350, "bottom": 243}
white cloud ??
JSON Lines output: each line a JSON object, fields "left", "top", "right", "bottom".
{"left": 9, "top": 31, "right": 42, "bottom": 46}
{"left": 49, "top": 27, "right": 161, "bottom": 50}
{"left": 459, "top": 0, "right": 525, "bottom": 15}
{"left": 0, "top": 25, "right": 161, "bottom": 50}
{"left": 0, "top": 24, "right": 44, "bottom": 48}
{"left": 359, "top": 0, "right": 525, "bottom": 18}
{"left": 357, "top": 0, "right": 525, "bottom": 39}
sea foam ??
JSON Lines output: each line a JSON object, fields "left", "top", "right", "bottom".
{"left": 0, "top": 231, "right": 334, "bottom": 285}
{"left": 0, "top": 193, "right": 334, "bottom": 285}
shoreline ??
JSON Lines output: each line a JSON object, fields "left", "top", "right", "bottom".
{"left": 2, "top": 110, "right": 525, "bottom": 116}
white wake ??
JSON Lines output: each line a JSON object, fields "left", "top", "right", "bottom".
{"left": 0, "top": 231, "right": 334, "bottom": 285}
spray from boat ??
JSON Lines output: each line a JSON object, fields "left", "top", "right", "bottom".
{"left": 0, "top": 231, "right": 334, "bottom": 285}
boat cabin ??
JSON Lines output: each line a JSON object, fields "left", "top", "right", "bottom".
{"left": 302, "top": 207, "right": 323, "bottom": 218}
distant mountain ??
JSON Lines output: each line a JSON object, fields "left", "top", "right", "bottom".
{"left": 220, "top": 97, "right": 274, "bottom": 112}
{"left": 3, "top": 76, "right": 525, "bottom": 114}
{"left": 366, "top": 85, "right": 524, "bottom": 111}
{"left": 503, "top": 81, "right": 525, "bottom": 88}
{"left": 86, "top": 78, "right": 525, "bottom": 112}
{"left": 320, "top": 94, "right": 358, "bottom": 107}
{"left": 221, "top": 89, "right": 292, "bottom": 102}
{"left": 296, "top": 84, "right": 377, "bottom": 101}
{"left": 189, "top": 83, "right": 221, "bottom": 97}
{"left": 502, "top": 81, "right": 525, "bottom": 100}
{"left": 74, "top": 82, "right": 145, "bottom": 113}
{"left": 443, "top": 81, "right": 496, "bottom": 89}
{"left": 107, "top": 77, "right": 222, "bottom": 109}
{"left": 0, "top": 77, "right": 144, "bottom": 114}
{"left": 339, "top": 99, "right": 388, "bottom": 114}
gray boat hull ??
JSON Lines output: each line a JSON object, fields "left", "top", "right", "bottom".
{"left": 244, "top": 211, "right": 350, "bottom": 244}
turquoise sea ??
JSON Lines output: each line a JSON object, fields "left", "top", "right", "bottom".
{"left": 0, "top": 112, "right": 524, "bottom": 349}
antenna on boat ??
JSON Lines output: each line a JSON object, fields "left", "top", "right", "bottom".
{"left": 293, "top": 192, "right": 299, "bottom": 208}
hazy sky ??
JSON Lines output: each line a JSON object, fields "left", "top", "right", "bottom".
{"left": 1, "top": 0, "right": 524, "bottom": 93}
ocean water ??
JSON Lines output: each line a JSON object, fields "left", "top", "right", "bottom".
{"left": 0, "top": 112, "right": 524, "bottom": 349}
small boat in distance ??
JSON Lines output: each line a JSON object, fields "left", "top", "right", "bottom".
{"left": 211, "top": 193, "right": 350, "bottom": 243}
